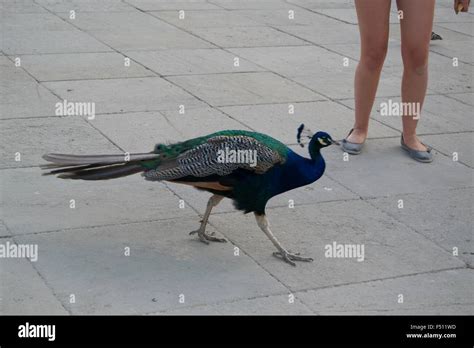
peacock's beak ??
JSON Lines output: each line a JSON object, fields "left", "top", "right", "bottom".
{"left": 331, "top": 139, "right": 341, "bottom": 146}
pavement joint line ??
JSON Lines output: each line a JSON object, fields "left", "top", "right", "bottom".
{"left": 158, "top": 180, "right": 314, "bottom": 311}
{"left": 2, "top": 55, "right": 63, "bottom": 102}
{"left": 149, "top": 290, "right": 312, "bottom": 315}
{"left": 36, "top": 74, "right": 158, "bottom": 83}
{"left": 39, "top": 75, "right": 160, "bottom": 84}
{"left": 364, "top": 198, "right": 470, "bottom": 269}
{"left": 6, "top": 51, "right": 114, "bottom": 56}
{"left": 8, "top": 234, "right": 73, "bottom": 314}
{"left": 285, "top": 1, "right": 361, "bottom": 25}
{"left": 361, "top": 185, "right": 474, "bottom": 201}
{"left": 442, "top": 92, "right": 474, "bottom": 106}
{"left": 124, "top": 0, "right": 331, "bottom": 109}
{"left": 88, "top": 1, "right": 261, "bottom": 133}
{"left": 429, "top": 49, "right": 474, "bottom": 66}
{"left": 161, "top": 70, "right": 268, "bottom": 77}
{"left": 206, "top": 218, "right": 318, "bottom": 314}
{"left": 350, "top": 180, "right": 474, "bottom": 255}
{"left": 291, "top": 265, "right": 470, "bottom": 296}
{"left": 426, "top": 145, "right": 473, "bottom": 169}
{"left": 5, "top": 213, "right": 203, "bottom": 239}
{"left": 436, "top": 22, "right": 474, "bottom": 38}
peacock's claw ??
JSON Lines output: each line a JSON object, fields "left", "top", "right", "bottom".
{"left": 273, "top": 250, "right": 313, "bottom": 266}
{"left": 190, "top": 229, "right": 227, "bottom": 244}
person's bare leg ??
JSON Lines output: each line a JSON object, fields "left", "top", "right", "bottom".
{"left": 397, "top": 0, "right": 435, "bottom": 151}
{"left": 348, "top": 0, "right": 391, "bottom": 144}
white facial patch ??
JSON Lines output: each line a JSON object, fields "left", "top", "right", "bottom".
{"left": 318, "top": 138, "right": 328, "bottom": 146}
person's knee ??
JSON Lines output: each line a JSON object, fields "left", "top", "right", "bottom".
{"left": 402, "top": 45, "right": 429, "bottom": 75}
{"left": 360, "top": 43, "right": 388, "bottom": 71}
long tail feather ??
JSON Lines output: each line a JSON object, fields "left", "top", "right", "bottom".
{"left": 58, "top": 163, "right": 144, "bottom": 180}
{"left": 42, "top": 152, "right": 160, "bottom": 180}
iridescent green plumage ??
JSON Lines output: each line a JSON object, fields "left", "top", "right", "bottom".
{"left": 42, "top": 126, "right": 338, "bottom": 266}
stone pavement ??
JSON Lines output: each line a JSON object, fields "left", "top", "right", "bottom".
{"left": 0, "top": 0, "right": 472, "bottom": 315}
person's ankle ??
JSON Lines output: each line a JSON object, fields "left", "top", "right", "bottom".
{"left": 347, "top": 127, "right": 367, "bottom": 144}
{"left": 402, "top": 133, "right": 427, "bottom": 151}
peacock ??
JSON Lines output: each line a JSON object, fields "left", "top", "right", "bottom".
{"left": 42, "top": 124, "right": 339, "bottom": 266}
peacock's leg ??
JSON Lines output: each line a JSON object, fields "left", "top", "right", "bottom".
{"left": 190, "top": 194, "right": 226, "bottom": 244}
{"left": 254, "top": 213, "right": 313, "bottom": 266}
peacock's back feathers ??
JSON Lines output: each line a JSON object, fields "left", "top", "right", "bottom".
{"left": 143, "top": 130, "right": 289, "bottom": 181}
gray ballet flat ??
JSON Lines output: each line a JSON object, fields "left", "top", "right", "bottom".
{"left": 341, "top": 128, "right": 365, "bottom": 155}
{"left": 400, "top": 134, "right": 433, "bottom": 163}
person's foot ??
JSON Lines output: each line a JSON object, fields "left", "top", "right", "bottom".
{"left": 346, "top": 128, "right": 367, "bottom": 144}
{"left": 401, "top": 133, "right": 428, "bottom": 151}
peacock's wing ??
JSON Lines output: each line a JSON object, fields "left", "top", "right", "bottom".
{"left": 143, "top": 134, "right": 287, "bottom": 181}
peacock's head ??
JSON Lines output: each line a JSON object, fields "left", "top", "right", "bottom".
{"left": 311, "top": 131, "right": 340, "bottom": 148}
{"left": 297, "top": 124, "right": 340, "bottom": 149}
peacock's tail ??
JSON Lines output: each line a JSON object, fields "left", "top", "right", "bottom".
{"left": 41, "top": 152, "right": 160, "bottom": 180}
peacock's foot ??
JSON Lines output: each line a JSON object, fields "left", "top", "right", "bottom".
{"left": 272, "top": 250, "right": 313, "bottom": 266}
{"left": 189, "top": 229, "right": 227, "bottom": 244}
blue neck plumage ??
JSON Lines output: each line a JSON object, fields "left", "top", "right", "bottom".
{"left": 272, "top": 149, "right": 325, "bottom": 195}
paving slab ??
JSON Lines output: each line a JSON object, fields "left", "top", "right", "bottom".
{"left": 1, "top": 61, "right": 60, "bottom": 118}
{"left": 287, "top": 0, "right": 359, "bottom": 10}
{"left": 369, "top": 187, "right": 473, "bottom": 267}
{"left": 312, "top": 8, "right": 400, "bottom": 25}
{"left": 208, "top": 0, "right": 293, "bottom": 10}
{"left": 436, "top": 22, "right": 474, "bottom": 37}
{"left": 126, "top": 0, "right": 221, "bottom": 11}
{"left": 291, "top": 70, "right": 402, "bottom": 100}
{"left": 210, "top": 201, "right": 463, "bottom": 291}
{"left": 296, "top": 269, "right": 473, "bottom": 314}
{"left": 0, "top": 0, "right": 47, "bottom": 13}
{"left": 158, "top": 106, "right": 252, "bottom": 138}
{"left": 432, "top": 8, "right": 474, "bottom": 23}
{"left": 0, "top": 239, "right": 68, "bottom": 315}
{"left": 422, "top": 129, "right": 474, "bottom": 166}
{"left": 167, "top": 72, "right": 324, "bottom": 106}
{"left": 229, "top": 8, "right": 329, "bottom": 27}
{"left": 89, "top": 111, "right": 183, "bottom": 153}
{"left": 1, "top": 55, "right": 38, "bottom": 85}
{"left": 60, "top": 11, "right": 214, "bottom": 50}
{"left": 89, "top": 107, "right": 249, "bottom": 152}
{"left": 0, "top": 220, "right": 11, "bottom": 238}
{"left": 1, "top": 13, "right": 112, "bottom": 55}
{"left": 125, "top": 48, "right": 264, "bottom": 76}
{"left": 322, "top": 137, "right": 472, "bottom": 198}
{"left": 228, "top": 45, "right": 354, "bottom": 77}
{"left": 43, "top": 77, "right": 204, "bottom": 114}
{"left": 0, "top": 116, "right": 118, "bottom": 169}
{"left": 159, "top": 293, "right": 313, "bottom": 314}
{"left": 424, "top": 58, "right": 473, "bottom": 95}
{"left": 35, "top": 0, "right": 136, "bottom": 12}
{"left": 15, "top": 52, "right": 155, "bottom": 82}
{"left": 339, "top": 95, "right": 473, "bottom": 135}
{"left": 188, "top": 26, "right": 309, "bottom": 48}
{"left": 0, "top": 167, "right": 196, "bottom": 235}
{"left": 218, "top": 101, "right": 398, "bottom": 144}
{"left": 445, "top": 92, "right": 474, "bottom": 106}
{"left": 275, "top": 21, "right": 359, "bottom": 45}
{"left": 430, "top": 40, "right": 474, "bottom": 64}
{"left": 324, "top": 40, "right": 444, "bottom": 68}
{"left": 14, "top": 219, "right": 287, "bottom": 314}
{"left": 149, "top": 10, "right": 262, "bottom": 28}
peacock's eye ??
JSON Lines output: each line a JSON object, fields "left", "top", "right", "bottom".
{"left": 318, "top": 138, "right": 328, "bottom": 146}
